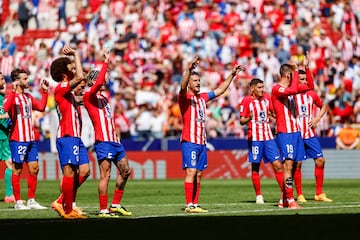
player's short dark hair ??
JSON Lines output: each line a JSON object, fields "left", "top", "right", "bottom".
{"left": 249, "top": 78, "right": 263, "bottom": 86}
{"left": 190, "top": 71, "right": 200, "bottom": 77}
{"left": 298, "top": 69, "right": 306, "bottom": 74}
{"left": 279, "top": 63, "right": 294, "bottom": 77}
{"left": 50, "top": 57, "right": 72, "bottom": 82}
{"left": 10, "top": 68, "right": 27, "bottom": 81}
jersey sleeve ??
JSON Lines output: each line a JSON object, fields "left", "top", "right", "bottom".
{"left": 2, "top": 91, "right": 15, "bottom": 113}
{"left": 239, "top": 97, "right": 250, "bottom": 117}
{"left": 30, "top": 92, "right": 48, "bottom": 112}
{"left": 309, "top": 90, "right": 322, "bottom": 108}
{"left": 86, "top": 62, "right": 108, "bottom": 96}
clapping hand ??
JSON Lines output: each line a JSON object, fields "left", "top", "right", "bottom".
{"left": 40, "top": 79, "right": 49, "bottom": 92}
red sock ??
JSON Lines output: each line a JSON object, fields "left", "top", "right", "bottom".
{"left": 111, "top": 189, "right": 124, "bottom": 205}
{"left": 184, "top": 182, "right": 193, "bottom": 205}
{"left": 27, "top": 174, "right": 37, "bottom": 199}
{"left": 275, "top": 171, "right": 284, "bottom": 193}
{"left": 193, "top": 182, "right": 200, "bottom": 205}
{"left": 315, "top": 166, "right": 324, "bottom": 195}
{"left": 99, "top": 194, "right": 108, "bottom": 211}
{"left": 78, "top": 175, "right": 87, "bottom": 187}
{"left": 251, "top": 172, "right": 261, "bottom": 196}
{"left": 12, "top": 174, "right": 21, "bottom": 201}
{"left": 73, "top": 175, "right": 87, "bottom": 202}
{"left": 56, "top": 194, "right": 64, "bottom": 204}
{"left": 294, "top": 168, "right": 303, "bottom": 196}
{"left": 62, "top": 176, "right": 74, "bottom": 214}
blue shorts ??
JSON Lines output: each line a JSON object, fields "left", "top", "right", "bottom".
{"left": 303, "top": 137, "right": 323, "bottom": 159}
{"left": 248, "top": 139, "right": 280, "bottom": 164}
{"left": 181, "top": 141, "right": 208, "bottom": 170}
{"left": 94, "top": 141, "right": 126, "bottom": 163}
{"left": 56, "top": 137, "right": 89, "bottom": 168}
{"left": 10, "top": 141, "right": 38, "bottom": 164}
{"left": 276, "top": 132, "right": 306, "bottom": 162}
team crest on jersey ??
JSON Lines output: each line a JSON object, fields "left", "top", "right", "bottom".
{"left": 61, "top": 82, "right": 68, "bottom": 87}
{"left": 105, "top": 105, "right": 112, "bottom": 118}
{"left": 301, "top": 105, "right": 307, "bottom": 113}
{"left": 279, "top": 87, "right": 285, "bottom": 92}
{"left": 259, "top": 111, "right": 265, "bottom": 120}
{"left": 198, "top": 109, "right": 204, "bottom": 118}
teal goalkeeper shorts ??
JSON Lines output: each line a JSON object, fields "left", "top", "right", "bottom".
{"left": 0, "top": 138, "right": 11, "bottom": 160}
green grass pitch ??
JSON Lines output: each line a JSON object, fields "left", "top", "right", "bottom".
{"left": 0, "top": 178, "right": 359, "bottom": 239}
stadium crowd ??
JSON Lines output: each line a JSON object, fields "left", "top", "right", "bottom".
{"left": 1, "top": 0, "right": 360, "bottom": 150}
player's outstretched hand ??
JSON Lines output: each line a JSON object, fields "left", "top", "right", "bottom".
{"left": 40, "top": 79, "right": 49, "bottom": 92}
{"left": 103, "top": 46, "right": 110, "bottom": 63}
{"left": 303, "top": 51, "right": 309, "bottom": 67}
{"left": 189, "top": 55, "right": 200, "bottom": 71}
{"left": 232, "top": 64, "right": 246, "bottom": 76}
{"left": 63, "top": 45, "right": 76, "bottom": 56}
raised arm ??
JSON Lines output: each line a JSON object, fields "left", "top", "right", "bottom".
{"left": 179, "top": 55, "right": 200, "bottom": 98}
{"left": 214, "top": 64, "right": 246, "bottom": 97}
{"left": 86, "top": 47, "right": 110, "bottom": 95}
{"left": 63, "top": 45, "right": 84, "bottom": 89}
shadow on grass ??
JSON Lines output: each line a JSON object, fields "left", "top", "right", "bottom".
{"left": 1, "top": 214, "right": 359, "bottom": 239}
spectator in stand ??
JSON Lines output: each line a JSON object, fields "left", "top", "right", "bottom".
{"left": 67, "top": 16, "right": 84, "bottom": 46}
{"left": 239, "top": 78, "right": 284, "bottom": 205}
{"left": 276, "top": 39, "right": 291, "bottom": 65}
{"left": 219, "top": 96, "right": 237, "bottom": 137}
{"left": 51, "top": 30, "right": 66, "bottom": 58}
{"left": 0, "top": 49, "right": 15, "bottom": 83}
{"left": 1, "top": 34, "right": 17, "bottom": 57}
{"left": 57, "top": 0, "right": 67, "bottom": 29}
{"left": 296, "top": 18, "right": 312, "bottom": 53}
{"left": 179, "top": 55, "right": 245, "bottom": 213}
{"left": 336, "top": 118, "right": 360, "bottom": 149}
{"left": 150, "top": 103, "right": 167, "bottom": 139}
{"left": 327, "top": 81, "right": 354, "bottom": 124}
{"left": 340, "top": 2, "right": 358, "bottom": 36}
{"left": 3, "top": 68, "right": 49, "bottom": 210}
{"left": 17, "top": 0, "right": 33, "bottom": 34}
{"left": 165, "top": 95, "right": 183, "bottom": 137}
{"left": 353, "top": 93, "right": 360, "bottom": 123}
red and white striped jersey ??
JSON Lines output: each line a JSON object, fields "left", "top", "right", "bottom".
{"left": 178, "top": 92, "right": 212, "bottom": 145}
{"left": 239, "top": 94, "right": 274, "bottom": 141}
{"left": 295, "top": 90, "right": 322, "bottom": 139}
{"left": 271, "top": 70, "right": 314, "bottom": 134}
{"left": 271, "top": 84, "right": 300, "bottom": 134}
{"left": 83, "top": 63, "right": 118, "bottom": 143}
{"left": 3, "top": 91, "right": 48, "bottom": 142}
{"left": 54, "top": 81, "right": 82, "bottom": 138}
